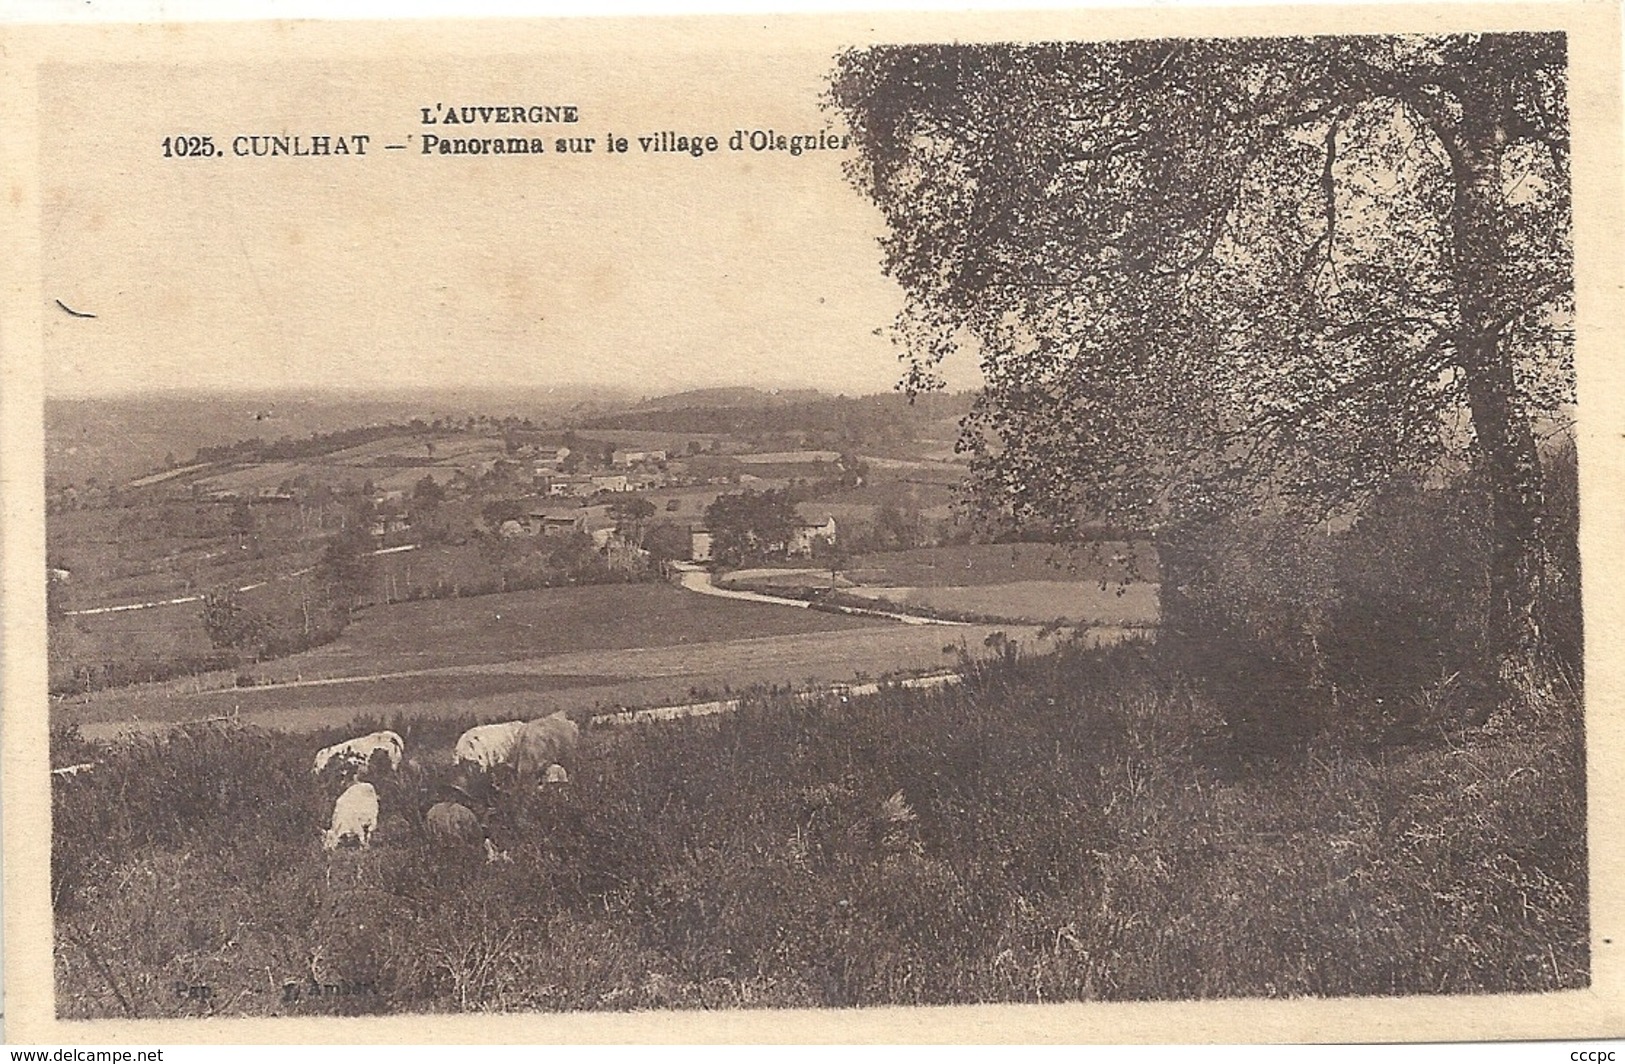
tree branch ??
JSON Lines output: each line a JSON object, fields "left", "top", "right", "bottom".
{"left": 1299, "top": 110, "right": 1344, "bottom": 281}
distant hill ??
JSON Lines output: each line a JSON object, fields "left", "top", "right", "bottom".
{"left": 44, "top": 385, "right": 635, "bottom": 488}
{"left": 626, "top": 387, "right": 829, "bottom": 412}
{"left": 582, "top": 390, "right": 975, "bottom": 447}
{"left": 43, "top": 384, "right": 980, "bottom": 490}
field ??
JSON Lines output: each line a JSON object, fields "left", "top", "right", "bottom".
{"left": 51, "top": 640, "right": 1587, "bottom": 1016}
{"left": 839, "top": 581, "right": 1160, "bottom": 626}
{"left": 251, "top": 583, "right": 885, "bottom": 679}
{"left": 722, "top": 543, "right": 1161, "bottom": 625}
{"left": 54, "top": 583, "right": 1048, "bottom": 736}
{"left": 186, "top": 434, "right": 502, "bottom": 498}
{"left": 850, "top": 542, "right": 1159, "bottom": 586}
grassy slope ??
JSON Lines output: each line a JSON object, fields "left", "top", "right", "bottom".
{"left": 52, "top": 642, "right": 1586, "bottom": 1017}
{"left": 850, "top": 542, "right": 1159, "bottom": 586}
{"left": 839, "top": 581, "right": 1161, "bottom": 626}
{"left": 89, "top": 583, "right": 887, "bottom": 687}
{"left": 722, "top": 544, "right": 1162, "bottom": 626}
{"left": 62, "top": 625, "right": 1037, "bottom": 735}
{"left": 59, "top": 584, "right": 1030, "bottom": 734}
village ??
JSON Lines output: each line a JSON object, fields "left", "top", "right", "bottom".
{"left": 45, "top": 388, "right": 1162, "bottom": 714}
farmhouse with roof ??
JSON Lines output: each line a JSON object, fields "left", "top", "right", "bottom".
{"left": 785, "top": 515, "right": 837, "bottom": 557}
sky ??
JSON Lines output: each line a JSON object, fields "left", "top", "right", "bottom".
{"left": 38, "top": 39, "right": 944, "bottom": 398}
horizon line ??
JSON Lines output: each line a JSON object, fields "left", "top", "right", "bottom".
{"left": 43, "top": 380, "right": 949, "bottom": 403}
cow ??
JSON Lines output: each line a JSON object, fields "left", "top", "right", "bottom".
{"left": 453, "top": 721, "right": 528, "bottom": 772}
{"left": 511, "top": 712, "right": 580, "bottom": 783}
{"left": 322, "top": 782, "right": 379, "bottom": 851}
{"left": 313, "top": 730, "right": 404, "bottom": 779}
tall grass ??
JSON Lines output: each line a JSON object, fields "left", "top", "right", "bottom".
{"left": 52, "top": 638, "right": 1586, "bottom": 1016}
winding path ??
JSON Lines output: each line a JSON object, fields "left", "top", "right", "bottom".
{"left": 669, "top": 562, "right": 964, "bottom": 627}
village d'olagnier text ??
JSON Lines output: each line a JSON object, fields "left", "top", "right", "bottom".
{"left": 160, "top": 100, "right": 849, "bottom": 160}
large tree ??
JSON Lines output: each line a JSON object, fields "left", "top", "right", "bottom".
{"left": 609, "top": 496, "right": 658, "bottom": 549}
{"left": 830, "top": 33, "right": 1572, "bottom": 676}
{"left": 705, "top": 489, "right": 802, "bottom": 564}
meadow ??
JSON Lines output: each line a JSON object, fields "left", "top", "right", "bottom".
{"left": 62, "top": 623, "right": 1033, "bottom": 737}
{"left": 722, "top": 543, "right": 1161, "bottom": 625}
{"left": 849, "top": 542, "right": 1159, "bottom": 586}
{"left": 838, "top": 580, "right": 1160, "bottom": 627}
{"left": 247, "top": 583, "right": 886, "bottom": 680}
{"left": 56, "top": 583, "right": 1035, "bottom": 735}
{"left": 51, "top": 638, "right": 1587, "bottom": 1017}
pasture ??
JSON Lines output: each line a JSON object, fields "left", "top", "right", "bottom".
{"left": 850, "top": 542, "right": 1159, "bottom": 586}
{"left": 51, "top": 639, "right": 1587, "bottom": 1016}
{"left": 721, "top": 543, "right": 1161, "bottom": 625}
{"left": 55, "top": 583, "right": 1043, "bottom": 736}
{"left": 47, "top": 502, "right": 319, "bottom": 607}
{"left": 249, "top": 583, "right": 885, "bottom": 680}
{"left": 151, "top": 431, "right": 509, "bottom": 502}
{"left": 839, "top": 580, "right": 1160, "bottom": 627}
{"left": 62, "top": 623, "right": 1038, "bottom": 736}
{"left": 49, "top": 569, "right": 330, "bottom": 696}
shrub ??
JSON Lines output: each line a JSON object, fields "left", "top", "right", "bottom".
{"left": 1157, "top": 472, "right": 1559, "bottom": 750}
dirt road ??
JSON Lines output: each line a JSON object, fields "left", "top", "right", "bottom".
{"left": 671, "top": 562, "right": 963, "bottom": 626}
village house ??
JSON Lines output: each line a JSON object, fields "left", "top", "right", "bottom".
{"left": 627, "top": 471, "right": 666, "bottom": 492}
{"left": 530, "top": 446, "right": 572, "bottom": 473}
{"left": 785, "top": 516, "right": 838, "bottom": 557}
{"left": 586, "top": 516, "right": 619, "bottom": 549}
{"left": 590, "top": 474, "right": 632, "bottom": 494}
{"left": 526, "top": 505, "right": 620, "bottom": 547}
{"left": 528, "top": 509, "right": 584, "bottom": 537}
{"left": 368, "top": 512, "right": 411, "bottom": 539}
{"left": 689, "top": 527, "right": 714, "bottom": 563}
{"left": 612, "top": 448, "right": 667, "bottom": 467}
{"left": 541, "top": 474, "right": 595, "bottom": 498}
{"left": 686, "top": 517, "right": 835, "bottom": 563}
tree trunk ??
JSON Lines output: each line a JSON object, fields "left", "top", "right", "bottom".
{"left": 1449, "top": 52, "right": 1545, "bottom": 707}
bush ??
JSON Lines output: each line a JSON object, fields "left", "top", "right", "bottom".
{"left": 1156, "top": 470, "right": 1570, "bottom": 751}
{"left": 1322, "top": 479, "right": 1493, "bottom": 696}
{"left": 1158, "top": 511, "right": 1337, "bottom": 757}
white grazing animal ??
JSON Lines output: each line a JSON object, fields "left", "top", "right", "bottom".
{"left": 313, "top": 730, "right": 404, "bottom": 777}
{"left": 323, "top": 782, "right": 379, "bottom": 851}
{"left": 453, "top": 721, "right": 528, "bottom": 771}
{"left": 543, "top": 763, "right": 570, "bottom": 785}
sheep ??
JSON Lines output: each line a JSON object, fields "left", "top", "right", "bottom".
{"left": 452, "top": 721, "right": 528, "bottom": 772}
{"left": 424, "top": 801, "right": 483, "bottom": 845}
{"left": 424, "top": 801, "right": 512, "bottom": 863}
{"left": 511, "top": 712, "right": 580, "bottom": 783}
{"left": 322, "top": 782, "right": 379, "bottom": 851}
{"left": 313, "top": 730, "right": 404, "bottom": 778}
{"left": 543, "top": 763, "right": 570, "bottom": 785}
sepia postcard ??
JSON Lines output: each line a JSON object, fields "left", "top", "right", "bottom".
{"left": 2, "top": 0, "right": 1623, "bottom": 1044}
